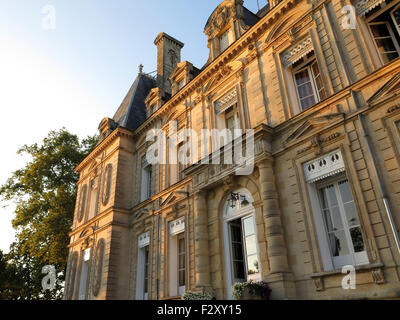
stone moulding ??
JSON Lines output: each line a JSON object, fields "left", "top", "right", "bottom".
{"left": 303, "top": 149, "right": 345, "bottom": 183}
{"left": 138, "top": 231, "right": 151, "bottom": 248}
{"left": 169, "top": 217, "right": 185, "bottom": 236}
{"left": 356, "top": 0, "right": 386, "bottom": 16}
{"left": 281, "top": 37, "right": 313, "bottom": 68}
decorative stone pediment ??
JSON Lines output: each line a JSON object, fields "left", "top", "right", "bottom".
{"left": 367, "top": 72, "right": 400, "bottom": 106}
{"left": 355, "top": 0, "right": 385, "bottom": 16}
{"left": 161, "top": 190, "right": 189, "bottom": 208}
{"left": 204, "top": 2, "right": 234, "bottom": 37}
{"left": 285, "top": 112, "right": 345, "bottom": 145}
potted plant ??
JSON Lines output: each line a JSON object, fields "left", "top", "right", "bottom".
{"left": 232, "top": 281, "right": 272, "bottom": 300}
{"left": 182, "top": 291, "right": 215, "bottom": 300}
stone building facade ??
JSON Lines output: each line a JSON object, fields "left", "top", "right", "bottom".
{"left": 64, "top": 0, "right": 400, "bottom": 300}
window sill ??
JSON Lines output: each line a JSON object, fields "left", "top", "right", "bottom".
{"left": 310, "top": 262, "right": 384, "bottom": 292}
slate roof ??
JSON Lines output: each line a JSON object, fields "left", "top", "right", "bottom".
{"left": 113, "top": 73, "right": 157, "bottom": 131}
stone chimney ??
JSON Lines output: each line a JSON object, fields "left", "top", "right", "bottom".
{"left": 154, "top": 32, "right": 184, "bottom": 94}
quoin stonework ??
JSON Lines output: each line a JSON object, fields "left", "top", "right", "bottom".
{"left": 64, "top": 0, "right": 400, "bottom": 300}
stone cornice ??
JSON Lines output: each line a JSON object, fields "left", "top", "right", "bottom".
{"left": 75, "top": 127, "right": 134, "bottom": 172}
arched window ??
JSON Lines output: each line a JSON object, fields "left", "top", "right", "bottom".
{"left": 222, "top": 188, "right": 261, "bottom": 299}
{"left": 102, "top": 164, "right": 113, "bottom": 206}
{"left": 77, "top": 184, "right": 88, "bottom": 223}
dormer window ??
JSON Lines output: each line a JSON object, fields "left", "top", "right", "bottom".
{"left": 219, "top": 30, "right": 230, "bottom": 53}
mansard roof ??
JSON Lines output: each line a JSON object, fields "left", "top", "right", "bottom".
{"left": 112, "top": 73, "right": 156, "bottom": 131}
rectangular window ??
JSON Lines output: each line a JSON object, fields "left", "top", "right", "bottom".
{"left": 141, "top": 156, "right": 152, "bottom": 202}
{"left": 293, "top": 56, "right": 326, "bottom": 111}
{"left": 136, "top": 232, "right": 150, "bottom": 300}
{"left": 366, "top": 3, "right": 400, "bottom": 65}
{"left": 369, "top": 22, "right": 400, "bottom": 64}
{"left": 169, "top": 218, "right": 185, "bottom": 297}
{"left": 219, "top": 30, "right": 230, "bottom": 53}
{"left": 316, "top": 178, "right": 368, "bottom": 269}
{"left": 143, "top": 246, "right": 149, "bottom": 297}
{"left": 229, "top": 215, "right": 260, "bottom": 283}
{"left": 178, "top": 235, "right": 186, "bottom": 287}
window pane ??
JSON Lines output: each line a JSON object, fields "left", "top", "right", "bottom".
{"left": 382, "top": 52, "right": 400, "bottom": 64}
{"left": 245, "top": 235, "right": 257, "bottom": 256}
{"left": 179, "top": 270, "right": 185, "bottom": 286}
{"left": 300, "top": 96, "right": 316, "bottom": 110}
{"left": 343, "top": 202, "right": 359, "bottom": 227}
{"left": 370, "top": 24, "right": 391, "bottom": 37}
{"left": 243, "top": 216, "right": 255, "bottom": 236}
{"left": 328, "top": 230, "right": 350, "bottom": 257}
{"left": 338, "top": 180, "right": 352, "bottom": 203}
{"left": 350, "top": 227, "right": 365, "bottom": 253}
{"left": 232, "top": 243, "right": 244, "bottom": 260}
{"left": 220, "top": 31, "right": 230, "bottom": 53}
{"left": 233, "top": 261, "right": 245, "bottom": 280}
{"left": 375, "top": 37, "right": 397, "bottom": 53}
{"left": 297, "top": 83, "right": 314, "bottom": 98}
{"left": 295, "top": 69, "right": 310, "bottom": 85}
{"left": 246, "top": 254, "right": 259, "bottom": 275}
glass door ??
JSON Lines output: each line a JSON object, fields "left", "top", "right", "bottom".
{"left": 318, "top": 179, "right": 368, "bottom": 269}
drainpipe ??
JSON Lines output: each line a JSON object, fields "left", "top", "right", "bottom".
{"left": 156, "top": 213, "right": 161, "bottom": 300}
{"left": 356, "top": 107, "right": 400, "bottom": 257}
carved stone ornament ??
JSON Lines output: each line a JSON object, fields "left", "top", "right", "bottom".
{"left": 138, "top": 231, "right": 151, "bottom": 248}
{"left": 313, "top": 277, "right": 325, "bottom": 291}
{"left": 169, "top": 217, "right": 185, "bottom": 236}
{"left": 303, "top": 150, "right": 345, "bottom": 184}
{"left": 281, "top": 37, "right": 314, "bottom": 68}
{"left": 356, "top": 0, "right": 385, "bottom": 16}
{"left": 371, "top": 268, "right": 385, "bottom": 285}
{"left": 205, "top": 5, "right": 232, "bottom": 36}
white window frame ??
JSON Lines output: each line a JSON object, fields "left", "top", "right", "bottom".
{"left": 222, "top": 189, "right": 261, "bottom": 300}
{"left": 140, "top": 156, "right": 152, "bottom": 202}
{"left": 78, "top": 252, "right": 90, "bottom": 300}
{"left": 292, "top": 57, "right": 325, "bottom": 111}
{"left": 136, "top": 232, "right": 150, "bottom": 300}
{"left": 390, "top": 3, "right": 400, "bottom": 36}
{"left": 307, "top": 174, "right": 369, "bottom": 271}
{"left": 169, "top": 218, "right": 186, "bottom": 297}
{"left": 87, "top": 178, "right": 98, "bottom": 221}
{"left": 368, "top": 21, "right": 400, "bottom": 65}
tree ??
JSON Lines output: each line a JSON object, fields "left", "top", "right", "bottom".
{"left": 0, "top": 128, "right": 97, "bottom": 299}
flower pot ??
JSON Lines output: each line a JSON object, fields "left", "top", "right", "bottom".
{"left": 238, "top": 291, "right": 264, "bottom": 300}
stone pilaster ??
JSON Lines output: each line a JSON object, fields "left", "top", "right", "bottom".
{"left": 193, "top": 190, "right": 211, "bottom": 289}
{"left": 259, "top": 159, "right": 295, "bottom": 298}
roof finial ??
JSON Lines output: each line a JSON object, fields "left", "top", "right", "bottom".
{"left": 138, "top": 64, "right": 144, "bottom": 74}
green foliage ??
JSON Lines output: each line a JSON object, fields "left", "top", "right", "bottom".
{"left": 182, "top": 291, "right": 214, "bottom": 300}
{"left": 232, "top": 281, "right": 272, "bottom": 300}
{"left": 0, "top": 128, "right": 97, "bottom": 300}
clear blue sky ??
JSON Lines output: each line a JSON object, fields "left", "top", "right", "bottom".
{"left": 0, "top": 0, "right": 267, "bottom": 252}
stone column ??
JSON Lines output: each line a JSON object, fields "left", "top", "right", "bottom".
{"left": 259, "top": 160, "right": 289, "bottom": 274}
{"left": 193, "top": 190, "right": 211, "bottom": 289}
